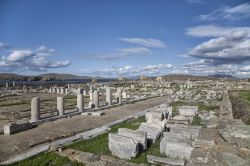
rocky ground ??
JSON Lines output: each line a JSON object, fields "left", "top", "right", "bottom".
{"left": 188, "top": 91, "right": 250, "bottom": 166}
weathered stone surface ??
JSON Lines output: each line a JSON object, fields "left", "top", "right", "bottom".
{"left": 3, "top": 122, "right": 35, "bottom": 135}
{"left": 167, "top": 124, "right": 201, "bottom": 141}
{"left": 101, "top": 155, "right": 146, "bottom": 166}
{"left": 160, "top": 137, "right": 194, "bottom": 160}
{"left": 178, "top": 106, "right": 198, "bottom": 117}
{"left": 58, "top": 148, "right": 103, "bottom": 166}
{"left": 206, "top": 118, "right": 218, "bottom": 128}
{"left": 170, "top": 115, "right": 190, "bottom": 124}
{"left": 118, "top": 128, "right": 147, "bottom": 150}
{"left": 147, "top": 155, "right": 185, "bottom": 166}
{"left": 108, "top": 133, "right": 139, "bottom": 160}
{"left": 145, "top": 111, "right": 163, "bottom": 122}
{"left": 219, "top": 123, "right": 250, "bottom": 148}
{"left": 194, "top": 128, "right": 215, "bottom": 148}
{"left": 222, "top": 152, "right": 250, "bottom": 166}
{"left": 138, "top": 122, "right": 162, "bottom": 143}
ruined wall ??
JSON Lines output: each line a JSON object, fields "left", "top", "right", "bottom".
{"left": 229, "top": 91, "right": 250, "bottom": 125}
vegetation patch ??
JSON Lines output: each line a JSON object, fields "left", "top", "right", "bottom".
{"left": 66, "top": 117, "right": 146, "bottom": 155}
{"left": 230, "top": 90, "right": 250, "bottom": 125}
{"left": 192, "top": 115, "right": 202, "bottom": 126}
{"left": 9, "top": 152, "right": 83, "bottom": 166}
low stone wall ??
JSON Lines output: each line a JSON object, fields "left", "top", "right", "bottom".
{"left": 229, "top": 91, "right": 250, "bottom": 125}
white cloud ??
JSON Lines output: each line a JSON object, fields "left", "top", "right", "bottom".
{"left": 119, "top": 38, "right": 167, "bottom": 48}
{"left": 186, "top": 0, "right": 206, "bottom": 5}
{"left": 36, "top": 45, "right": 56, "bottom": 56}
{"left": 186, "top": 25, "right": 250, "bottom": 38}
{"left": 199, "top": 2, "right": 250, "bottom": 21}
{"left": 0, "top": 45, "right": 70, "bottom": 72}
{"left": 6, "top": 50, "right": 34, "bottom": 62}
{"left": 182, "top": 60, "right": 239, "bottom": 76}
{"left": 0, "top": 42, "right": 10, "bottom": 50}
{"left": 186, "top": 25, "right": 250, "bottom": 65}
{"left": 81, "top": 47, "right": 152, "bottom": 61}
{"left": 116, "top": 47, "right": 152, "bottom": 54}
{"left": 86, "top": 64, "right": 173, "bottom": 76}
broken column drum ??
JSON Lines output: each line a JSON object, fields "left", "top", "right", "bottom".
{"left": 77, "top": 88, "right": 84, "bottom": 112}
{"left": 30, "top": 97, "right": 40, "bottom": 122}
{"left": 57, "top": 96, "right": 64, "bottom": 116}
{"left": 117, "top": 88, "right": 122, "bottom": 104}
{"left": 106, "top": 87, "right": 112, "bottom": 106}
{"left": 93, "top": 90, "right": 99, "bottom": 108}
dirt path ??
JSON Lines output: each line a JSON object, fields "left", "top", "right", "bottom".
{"left": 0, "top": 96, "right": 168, "bottom": 162}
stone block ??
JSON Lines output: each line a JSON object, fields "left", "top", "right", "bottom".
{"left": 138, "top": 122, "right": 162, "bottom": 143}
{"left": 160, "top": 137, "right": 194, "bottom": 160}
{"left": 108, "top": 133, "right": 139, "bottom": 160}
{"left": 178, "top": 106, "right": 198, "bottom": 117}
{"left": 4, "top": 122, "right": 35, "bottom": 135}
{"left": 145, "top": 111, "right": 163, "bottom": 122}
{"left": 118, "top": 128, "right": 147, "bottom": 150}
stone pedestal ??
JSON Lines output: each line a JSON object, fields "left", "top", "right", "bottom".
{"left": 57, "top": 96, "right": 64, "bottom": 116}
{"left": 30, "top": 97, "right": 40, "bottom": 122}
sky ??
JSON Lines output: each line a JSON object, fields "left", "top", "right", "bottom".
{"left": 0, "top": 0, "right": 250, "bottom": 77}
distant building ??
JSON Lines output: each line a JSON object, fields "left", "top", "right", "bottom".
{"left": 140, "top": 76, "right": 149, "bottom": 81}
{"left": 156, "top": 76, "right": 163, "bottom": 82}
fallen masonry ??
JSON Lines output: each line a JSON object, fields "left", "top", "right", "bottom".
{"left": 160, "top": 136, "right": 194, "bottom": 160}
{"left": 3, "top": 122, "right": 35, "bottom": 135}
{"left": 147, "top": 155, "right": 185, "bottom": 166}
{"left": 108, "top": 133, "right": 139, "bottom": 160}
{"left": 118, "top": 128, "right": 147, "bottom": 150}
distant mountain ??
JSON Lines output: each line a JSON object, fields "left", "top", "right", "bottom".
{"left": 161, "top": 74, "right": 216, "bottom": 81}
{"left": 161, "top": 74, "right": 238, "bottom": 81}
{"left": 0, "top": 73, "right": 105, "bottom": 81}
{"left": 38, "top": 73, "right": 93, "bottom": 80}
{"left": 0, "top": 73, "right": 25, "bottom": 80}
{"left": 207, "top": 74, "right": 236, "bottom": 79}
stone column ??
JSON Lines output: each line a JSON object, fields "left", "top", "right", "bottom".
{"left": 93, "top": 90, "right": 99, "bottom": 108}
{"left": 30, "top": 97, "right": 40, "bottom": 122}
{"left": 77, "top": 88, "right": 84, "bottom": 112}
{"left": 56, "top": 87, "right": 60, "bottom": 94}
{"left": 12, "top": 81, "right": 15, "bottom": 87}
{"left": 57, "top": 96, "right": 64, "bottom": 116}
{"left": 106, "top": 87, "right": 112, "bottom": 106}
{"left": 117, "top": 88, "right": 122, "bottom": 104}
{"left": 5, "top": 82, "right": 8, "bottom": 89}
{"left": 60, "top": 87, "right": 64, "bottom": 94}
{"left": 77, "top": 88, "right": 83, "bottom": 95}
{"left": 83, "top": 90, "right": 87, "bottom": 96}
{"left": 88, "top": 90, "right": 93, "bottom": 108}
{"left": 65, "top": 88, "right": 69, "bottom": 94}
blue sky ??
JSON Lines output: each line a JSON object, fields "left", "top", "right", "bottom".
{"left": 1, "top": 0, "right": 250, "bottom": 77}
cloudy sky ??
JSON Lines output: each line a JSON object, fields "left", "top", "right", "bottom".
{"left": 0, "top": 0, "right": 250, "bottom": 77}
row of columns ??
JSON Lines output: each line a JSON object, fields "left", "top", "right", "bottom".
{"left": 30, "top": 87, "right": 123, "bottom": 122}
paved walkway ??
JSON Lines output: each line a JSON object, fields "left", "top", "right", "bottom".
{"left": 0, "top": 96, "right": 168, "bottom": 161}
